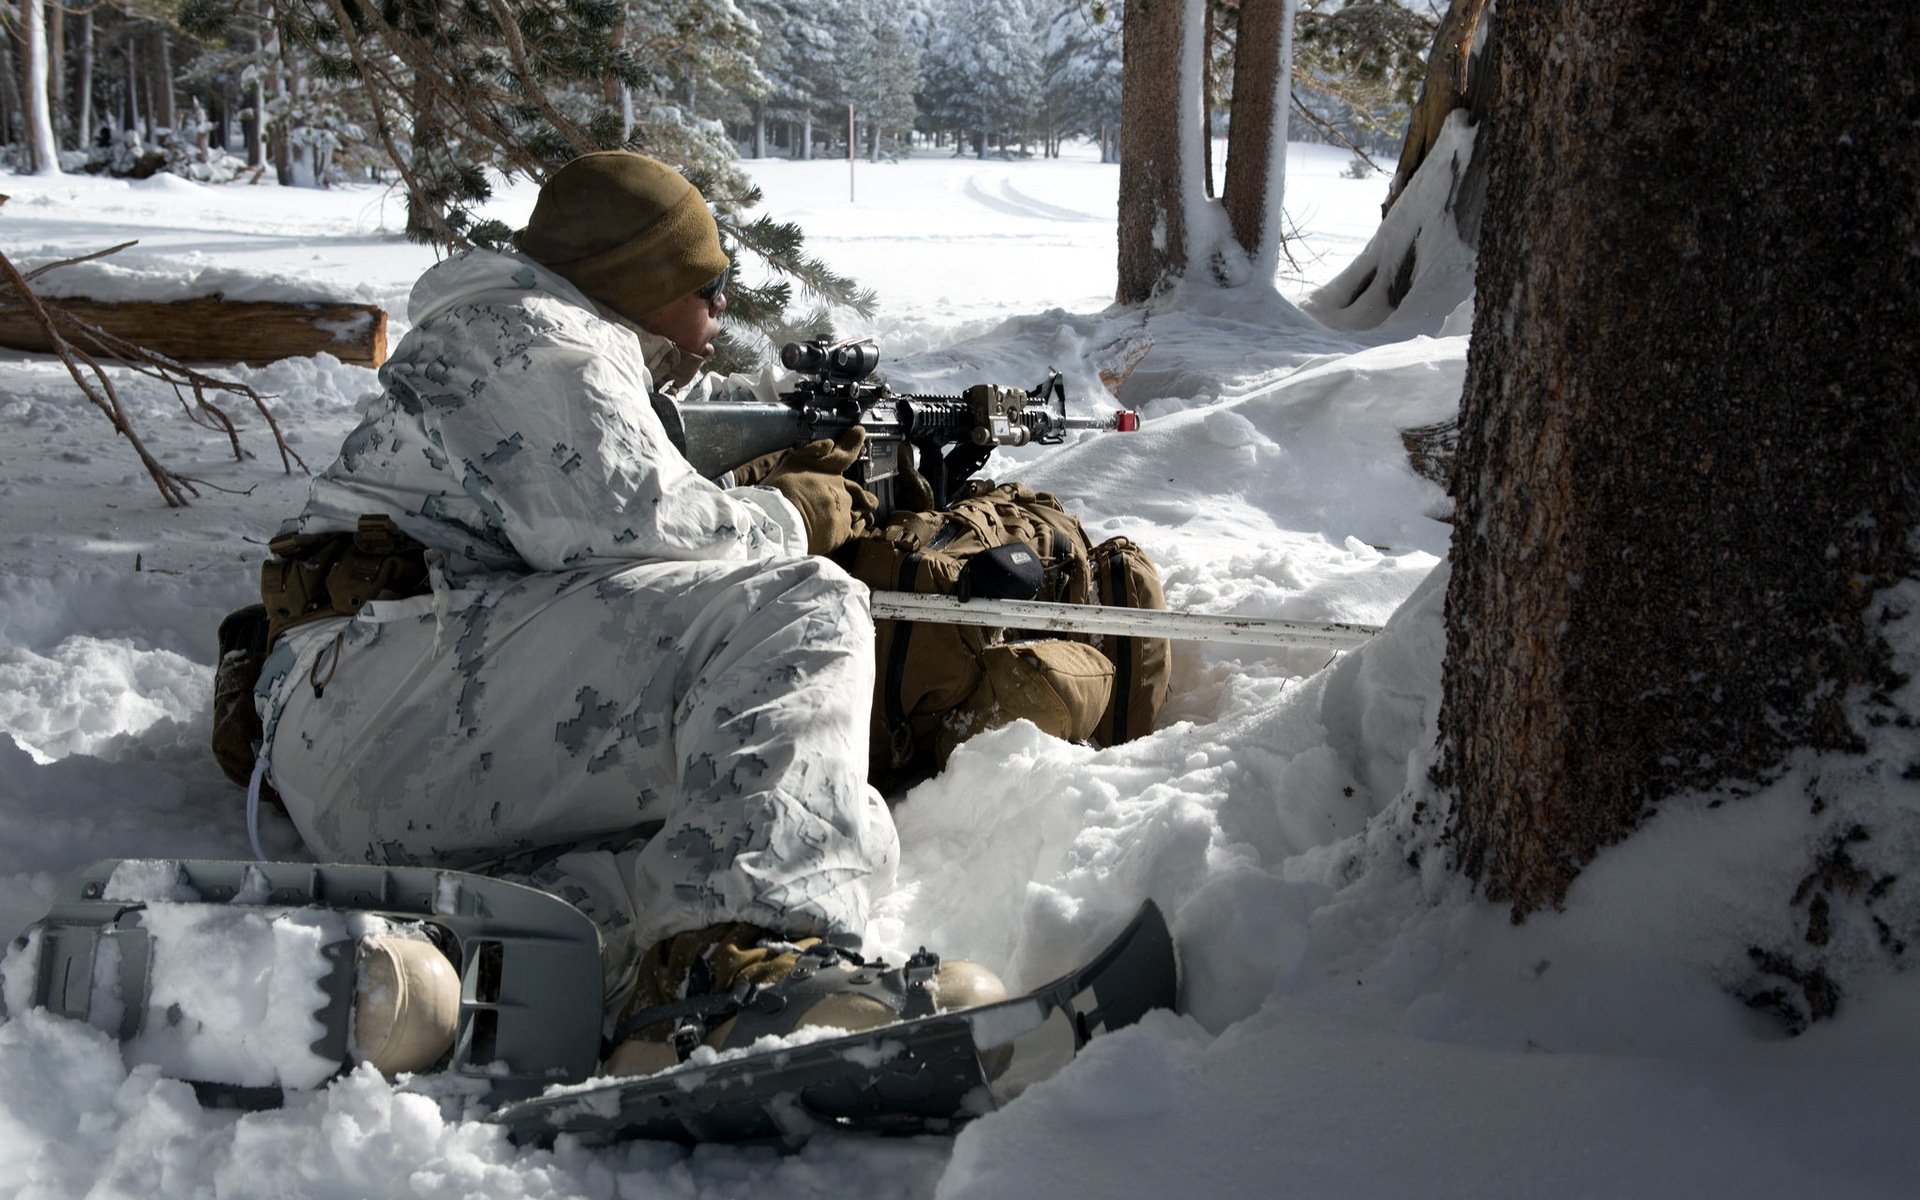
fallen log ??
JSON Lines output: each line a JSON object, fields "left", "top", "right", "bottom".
{"left": 0, "top": 294, "right": 389, "bottom": 367}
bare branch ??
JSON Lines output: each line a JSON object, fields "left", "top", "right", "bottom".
{"left": 1290, "top": 92, "right": 1386, "bottom": 172}
{"left": 0, "top": 245, "right": 312, "bottom": 504}
{"left": 18, "top": 239, "right": 141, "bottom": 285}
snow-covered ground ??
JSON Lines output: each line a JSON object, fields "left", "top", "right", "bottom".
{"left": 1, "top": 142, "right": 1913, "bottom": 1199}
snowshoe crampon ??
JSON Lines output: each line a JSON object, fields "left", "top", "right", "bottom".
{"left": 489, "top": 898, "right": 1178, "bottom": 1147}
{"left": 0, "top": 859, "right": 605, "bottom": 1106}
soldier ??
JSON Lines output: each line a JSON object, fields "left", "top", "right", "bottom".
{"left": 254, "top": 152, "right": 988, "bottom": 1073}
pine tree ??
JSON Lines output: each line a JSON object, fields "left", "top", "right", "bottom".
{"left": 1291, "top": 0, "right": 1435, "bottom": 155}
{"left": 925, "top": 0, "right": 1044, "bottom": 156}
{"left": 832, "top": 0, "right": 921, "bottom": 161}
{"left": 270, "top": 0, "right": 867, "bottom": 363}
{"left": 1043, "top": 0, "right": 1123, "bottom": 160}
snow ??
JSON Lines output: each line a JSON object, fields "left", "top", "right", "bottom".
{"left": 1, "top": 139, "right": 1914, "bottom": 1199}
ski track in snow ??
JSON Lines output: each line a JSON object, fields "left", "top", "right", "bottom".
{"left": 960, "top": 173, "right": 1104, "bottom": 223}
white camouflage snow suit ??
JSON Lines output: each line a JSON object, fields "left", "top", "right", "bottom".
{"left": 255, "top": 249, "right": 898, "bottom": 1008}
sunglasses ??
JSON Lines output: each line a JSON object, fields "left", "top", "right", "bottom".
{"left": 697, "top": 264, "right": 730, "bottom": 304}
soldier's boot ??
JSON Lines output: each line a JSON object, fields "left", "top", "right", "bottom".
{"left": 604, "top": 923, "right": 1008, "bottom": 1078}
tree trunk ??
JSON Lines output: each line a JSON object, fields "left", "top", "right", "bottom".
{"left": 1201, "top": 0, "right": 1214, "bottom": 198}
{"left": 76, "top": 10, "right": 93, "bottom": 148}
{"left": 1222, "top": 0, "right": 1293, "bottom": 275}
{"left": 1437, "top": 1, "right": 1920, "bottom": 916}
{"left": 47, "top": 0, "right": 63, "bottom": 146}
{"left": 22, "top": 0, "right": 60, "bottom": 173}
{"left": 406, "top": 69, "right": 441, "bottom": 239}
{"left": 1115, "top": 0, "right": 1193, "bottom": 303}
{"left": 122, "top": 37, "right": 137, "bottom": 133}
{"left": 246, "top": 29, "right": 266, "bottom": 168}
{"left": 1385, "top": 0, "right": 1491, "bottom": 218}
{"left": 271, "top": 45, "right": 293, "bottom": 185}
{"left": 140, "top": 38, "right": 157, "bottom": 140}
{"left": 154, "top": 28, "right": 175, "bottom": 134}
{"left": 1, "top": 34, "right": 16, "bottom": 160}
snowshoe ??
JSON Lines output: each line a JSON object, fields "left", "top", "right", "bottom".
{"left": 0, "top": 859, "right": 605, "bottom": 1105}
{"left": 490, "top": 898, "right": 1179, "bottom": 1147}
{"left": 1, "top": 859, "right": 1179, "bottom": 1148}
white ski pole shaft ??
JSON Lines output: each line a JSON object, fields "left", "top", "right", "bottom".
{"left": 866, "top": 592, "right": 1382, "bottom": 651}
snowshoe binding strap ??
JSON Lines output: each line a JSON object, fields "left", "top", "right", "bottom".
{"left": 610, "top": 943, "right": 949, "bottom": 1064}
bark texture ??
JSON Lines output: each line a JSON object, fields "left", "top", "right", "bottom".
{"left": 1222, "top": 0, "right": 1286, "bottom": 265}
{"left": 1384, "top": 0, "right": 1491, "bottom": 218}
{"left": 1116, "top": 0, "right": 1190, "bottom": 304}
{"left": 1438, "top": 2, "right": 1920, "bottom": 915}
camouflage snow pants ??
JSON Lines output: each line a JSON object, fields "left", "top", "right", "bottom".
{"left": 256, "top": 553, "right": 896, "bottom": 1014}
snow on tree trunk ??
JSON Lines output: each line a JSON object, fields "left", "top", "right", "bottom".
{"left": 77, "top": 10, "right": 94, "bottom": 150}
{"left": 1302, "top": 6, "right": 1492, "bottom": 334}
{"left": 1437, "top": 1, "right": 1920, "bottom": 920}
{"left": 1222, "top": 0, "right": 1294, "bottom": 277}
{"left": 1173, "top": 0, "right": 1212, "bottom": 263}
{"left": 1385, "top": 0, "right": 1492, "bottom": 219}
{"left": 23, "top": 0, "right": 61, "bottom": 174}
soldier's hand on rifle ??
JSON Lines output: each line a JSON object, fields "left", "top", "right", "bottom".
{"left": 727, "top": 446, "right": 786, "bottom": 487}
{"left": 761, "top": 427, "right": 878, "bottom": 556}
{"left": 894, "top": 443, "right": 936, "bottom": 514}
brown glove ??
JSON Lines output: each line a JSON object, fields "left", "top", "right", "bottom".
{"left": 894, "top": 441, "right": 937, "bottom": 514}
{"left": 760, "top": 426, "right": 878, "bottom": 555}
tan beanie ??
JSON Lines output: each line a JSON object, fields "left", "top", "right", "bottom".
{"left": 514, "top": 151, "right": 731, "bottom": 324}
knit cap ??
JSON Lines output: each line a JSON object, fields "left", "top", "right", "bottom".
{"left": 514, "top": 151, "right": 730, "bottom": 323}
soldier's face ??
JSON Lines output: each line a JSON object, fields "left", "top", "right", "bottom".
{"left": 638, "top": 284, "right": 726, "bottom": 357}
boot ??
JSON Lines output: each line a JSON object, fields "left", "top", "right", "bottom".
{"left": 604, "top": 924, "right": 1008, "bottom": 1078}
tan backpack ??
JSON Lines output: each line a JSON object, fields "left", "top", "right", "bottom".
{"left": 839, "top": 481, "right": 1171, "bottom": 788}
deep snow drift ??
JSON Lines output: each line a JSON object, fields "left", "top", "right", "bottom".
{"left": 0, "top": 144, "right": 1912, "bottom": 1199}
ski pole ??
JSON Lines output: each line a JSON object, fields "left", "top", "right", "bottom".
{"left": 866, "top": 592, "right": 1382, "bottom": 651}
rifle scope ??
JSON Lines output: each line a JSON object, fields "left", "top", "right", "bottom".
{"left": 781, "top": 338, "right": 881, "bottom": 383}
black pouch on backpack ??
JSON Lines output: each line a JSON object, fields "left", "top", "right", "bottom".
{"left": 956, "top": 543, "right": 1045, "bottom": 602}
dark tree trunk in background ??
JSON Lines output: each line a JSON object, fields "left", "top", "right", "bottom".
{"left": 154, "top": 28, "right": 175, "bottom": 133}
{"left": 405, "top": 72, "right": 441, "bottom": 239}
{"left": 47, "top": 0, "right": 63, "bottom": 145}
{"left": 1438, "top": 2, "right": 1920, "bottom": 915}
{"left": 1116, "top": 0, "right": 1190, "bottom": 304}
{"left": 1222, "top": 0, "right": 1287, "bottom": 265}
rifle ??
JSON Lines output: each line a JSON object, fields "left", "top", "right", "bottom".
{"left": 659, "top": 340, "right": 1383, "bottom": 656}
{"left": 658, "top": 337, "right": 1139, "bottom": 519}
